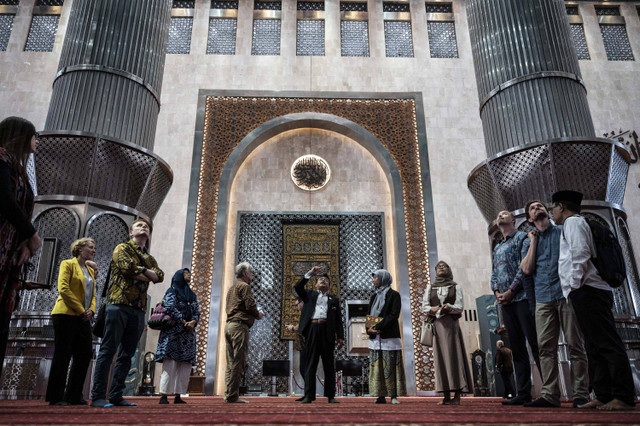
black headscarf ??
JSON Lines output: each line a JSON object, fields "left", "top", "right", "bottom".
{"left": 171, "top": 268, "right": 196, "bottom": 303}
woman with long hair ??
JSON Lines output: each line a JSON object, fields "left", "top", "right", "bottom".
{"left": 0, "top": 116, "right": 42, "bottom": 378}
{"left": 46, "top": 238, "right": 97, "bottom": 405}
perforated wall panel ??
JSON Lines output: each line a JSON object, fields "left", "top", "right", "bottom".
{"left": 236, "top": 212, "right": 384, "bottom": 393}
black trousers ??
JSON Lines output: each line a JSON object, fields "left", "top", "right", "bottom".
{"left": 303, "top": 322, "right": 335, "bottom": 400}
{"left": 501, "top": 299, "right": 540, "bottom": 399}
{"left": 500, "top": 370, "right": 515, "bottom": 398}
{"left": 569, "top": 285, "right": 636, "bottom": 406}
{"left": 46, "top": 314, "right": 93, "bottom": 403}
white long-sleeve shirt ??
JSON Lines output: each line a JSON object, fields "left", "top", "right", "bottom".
{"left": 558, "top": 215, "right": 611, "bottom": 298}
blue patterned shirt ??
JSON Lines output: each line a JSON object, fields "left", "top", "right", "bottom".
{"left": 491, "top": 230, "right": 528, "bottom": 303}
{"left": 521, "top": 223, "right": 564, "bottom": 303}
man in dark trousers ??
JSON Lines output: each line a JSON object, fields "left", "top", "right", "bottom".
{"left": 495, "top": 340, "right": 515, "bottom": 399}
{"left": 294, "top": 265, "right": 344, "bottom": 404}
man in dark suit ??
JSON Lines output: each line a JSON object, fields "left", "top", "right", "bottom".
{"left": 294, "top": 265, "right": 344, "bottom": 404}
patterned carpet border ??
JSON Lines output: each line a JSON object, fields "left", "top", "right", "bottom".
{"left": 0, "top": 396, "right": 638, "bottom": 425}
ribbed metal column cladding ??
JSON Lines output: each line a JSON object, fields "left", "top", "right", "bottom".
{"left": 45, "top": 0, "right": 172, "bottom": 150}
{"left": 467, "top": 0, "right": 595, "bottom": 156}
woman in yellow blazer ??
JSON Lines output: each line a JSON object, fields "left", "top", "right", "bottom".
{"left": 45, "top": 237, "right": 97, "bottom": 405}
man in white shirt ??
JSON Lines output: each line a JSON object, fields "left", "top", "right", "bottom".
{"left": 552, "top": 190, "right": 635, "bottom": 411}
{"left": 294, "top": 265, "right": 344, "bottom": 404}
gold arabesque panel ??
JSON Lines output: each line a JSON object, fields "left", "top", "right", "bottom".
{"left": 191, "top": 96, "right": 434, "bottom": 390}
{"left": 281, "top": 224, "right": 340, "bottom": 340}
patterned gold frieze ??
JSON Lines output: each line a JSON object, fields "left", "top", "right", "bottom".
{"left": 191, "top": 96, "right": 434, "bottom": 390}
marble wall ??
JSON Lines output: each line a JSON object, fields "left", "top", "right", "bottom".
{"left": 1, "top": 0, "right": 639, "bottom": 394}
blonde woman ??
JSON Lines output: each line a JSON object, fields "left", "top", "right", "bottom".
{"left": 46, "top": 238, "right": 97, "bottom": 405}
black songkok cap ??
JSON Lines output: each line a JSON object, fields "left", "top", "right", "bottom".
{"left": 552, "top": 190, "right": 583, "bottom": 212}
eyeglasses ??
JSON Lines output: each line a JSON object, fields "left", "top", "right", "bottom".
{"left": 436, "top": 264, "right": 449, "bottom": 269}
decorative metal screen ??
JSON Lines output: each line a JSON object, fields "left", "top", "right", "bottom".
{"left": 252, "top": 19, "right": 281, "bottom": 56}
{"left": 173, "top": 0, "right": 194, "bottom": 7}
{"left": 569, "top": 24, "right": 590, "bottom": 60}
{"left": 296, "top": 19, "right": 324, "bottom": 56}
{"left": 600, "top": 25, "right": 634, "bottom": 61}
{"left": 19, "top": 208, "right": 79, "bottom": 312}
{"left": 211, "top": 1, "right": 238, "bottom": 8}
{"left": 86, "top": 213, "right": 130, "bottom": 313}
{"left": 427, "top": 21, "right": 458, "bottom": 58}
{"left": 384, "top": 21, "right": 413, "bottom": 58}
{"left": 26, "top": 155, "right": 37, "bottom": 196}
{"left": 207, "top": 18, "right": 237, "bottom": 55}
{"left": 426, "top": 3, "right": 452, "bottom": 14}
{"left": 341, "top": 20, "right": 369, "bottom": 57}
{"left": 24, "top": 15, "right": 59, "bottom": 52}
{"left": 167, "top": 17, "right": 193, "bottom": 54}
{"left": 236, "top": 212, "right": 384, "bottom": 394}
{"left": 0, "top": 14, "right": 14, "bottom": 51}
{"left": 341, "top": 2, "right": 366, "bottom": 12}
{"left": 298, "top": 1, "right": 323, "bottom": 11}
{"left": 552, "top": 143, "right": 609, "bottom": 201}
{"left": 618, "top": 219, "right": 640, "bottom": 317}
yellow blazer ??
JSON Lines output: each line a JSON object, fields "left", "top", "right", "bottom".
{"left": 51, "top": 258, "right": 96, "bottom": 316}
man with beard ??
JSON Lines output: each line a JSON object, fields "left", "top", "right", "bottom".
{"left": 552, "top": 191, "right": 635, "bottom": 411}
{"left": 520, "top": 200, "right": 589, "bottom": 408}
{"left": 491, "top": 211, "right": 540, "bottom": 406}
{"left": 91, "top": 219, "right": 164, "bottom": 407}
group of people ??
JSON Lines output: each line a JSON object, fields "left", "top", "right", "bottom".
{"left": 224, "top": 262, "right": 409, "bottom": 404}
{"left": 491, "top": 191, "right": 636, "bottom": 411}
{"left": 0, "top": 116, "right": 636, "bottom": 409}
{"left": 43, "top": 218, "right": 200, "bottom": 407}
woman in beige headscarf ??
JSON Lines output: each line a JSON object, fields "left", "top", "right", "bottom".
{"left": 421, "top": 260, "right": 473, "bottom": 405}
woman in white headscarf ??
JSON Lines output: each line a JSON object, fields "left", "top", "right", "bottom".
{"left": 366, "top": 269, "right": 406, "bottom": 404}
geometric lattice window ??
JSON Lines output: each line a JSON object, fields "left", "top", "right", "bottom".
{"left": 341, "top": 20, "right": 369, "bottom": 57}
{"left": 167, "top": 17, "right": 193, "bottom": 54}
{"left": 340, "top": 1, "right": 366, "bottom": 12}
{"left": 207, "top": 18, "right": 237, "bottom": 55}
{"left": 24, "top": 14, "right": 59, "bottom": 52}
{"left": 0, "top": 14, "right": 14, "bottom": 52}
{"left": 569, "top": 23, "right": 590, "bottom": 60}
{"left": 384, "top": 21, "right": 413, "bottom": 57}
{"left": 600, "top": 25, "right": 634, "bottom": 61}
{"left": 252, "top": 19, "right": 281, "bottom": 56}
{"left": 297, "top": 19, "right": 324, "bottom": 56}
{"left": 427, "top": 21, "right": 458, "bottom": 58}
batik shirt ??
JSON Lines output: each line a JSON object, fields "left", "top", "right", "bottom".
{"left": 107, "top": 240, "right": 164, "bottom": 312}
{"left": 490, "top": 230, "right": 528, "bottom": 303}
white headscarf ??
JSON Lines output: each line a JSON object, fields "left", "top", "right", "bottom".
{"left": 370, "top": 269, "right": 392, "bottom": 317}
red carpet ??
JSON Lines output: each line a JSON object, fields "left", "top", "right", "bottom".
{"left": 0, "top": 396, "right": 638, "bottom": 424}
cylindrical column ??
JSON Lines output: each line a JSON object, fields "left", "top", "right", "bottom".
{"left": 45, "top": 0, "right": 172, "bottom": 150}
{"left": 467, "top": 0, "right": 594, "bottom": 156}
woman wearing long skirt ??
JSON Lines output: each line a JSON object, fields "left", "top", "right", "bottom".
{"left": 367, "top": 269, "right": 406, "bottom": 404}
{"left": 422, "top": 261, "right": 473, "bottom": 405}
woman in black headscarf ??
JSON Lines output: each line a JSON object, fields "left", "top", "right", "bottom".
{"left": 155, "top": 268, "right": 199, "bottom": 404}
{"left": 367, "top": 269, "right": 406, "bottom": 404}
{"left": 421, "top": 260, "right": 473, "bottom": 405}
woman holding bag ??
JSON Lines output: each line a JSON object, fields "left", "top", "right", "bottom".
{"left": 421, "top": 260, "right": 473, "bottom": 405}
{"left": 155, "top": 268, "right": 199, "bottom": 404}
{"left": 366, "top": 269, "right": 406, "bottom": 404}
{"left": 46, "top": 238, "right": 97, "bottom": 405}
